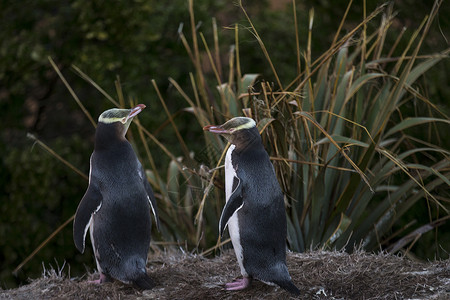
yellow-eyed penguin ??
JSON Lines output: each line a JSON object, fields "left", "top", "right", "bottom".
{"left": 203, "top": 117, "right": 300, "bottom": 295}
{"left": 73, "top": 104, "right": 160, "bottom": 289}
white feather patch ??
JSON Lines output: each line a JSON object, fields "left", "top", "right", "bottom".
{"left": 85, "top": 202, "right": 102, "bottom": 250}
{"left": 89, "top": 218, "right": 102, "bottom": 273}
{"left": 89, "top": 201, "right": 103, "bottom": 273}
{"left": 82, "top": 218, "right": 91, "bottom": 252}
{"left": 147, "top": 195, "right": 158, "bottom": 221}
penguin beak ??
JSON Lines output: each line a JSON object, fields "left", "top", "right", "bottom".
{"left": 203, "top": 124, "right": 231, "bottom": 134}
{"left": 127, "top": 104, "right": 146, "bottom": 121}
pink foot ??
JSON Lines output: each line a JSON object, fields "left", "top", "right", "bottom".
{"left": 225, "top": 277, "right": 251, "bottom": 291}
{"left": 88, "top": 273, "right": 110, "bottom": 284}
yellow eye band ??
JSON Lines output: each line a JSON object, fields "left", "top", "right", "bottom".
{"left": 233, "top": 119, "right": 256, "bottom": 131}
{"left": 98, "top": 115, "right": 127, "bottom": 124}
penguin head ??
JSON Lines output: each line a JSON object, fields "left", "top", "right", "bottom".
{"left": 97, "top": 104, "right": 146, "bottom": 137}
{"left": 203, "top": 117, "right": 261, "bottom": 149}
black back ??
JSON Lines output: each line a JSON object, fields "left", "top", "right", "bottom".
{"left": 88, "top": 122, "right": 152, "bottom": 283}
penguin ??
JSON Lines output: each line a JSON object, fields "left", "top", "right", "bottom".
{"left": 73, "top": 104, "right": 160, "bottom": 290}
{"left": 203, "top": 117, "right": 300, "bottom": 295}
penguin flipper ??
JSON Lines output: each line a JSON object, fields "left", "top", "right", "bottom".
{"left": 73, "top": 184, "right": 102, "bottom": 253}
{"left": 142, "top": 166, "right": 161, "bottom": 231}
{"left": 219, "top": 177, "right": 243, "bottom": 237}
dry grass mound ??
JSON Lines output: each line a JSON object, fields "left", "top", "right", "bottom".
{"left": 1, "top": 250, "right": 449, "bottom": 299}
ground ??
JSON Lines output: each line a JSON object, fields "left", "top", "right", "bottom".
{"left": 1, "top": 250, "right": 449, "bottom": 299}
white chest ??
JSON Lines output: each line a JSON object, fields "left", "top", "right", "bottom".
{"left": 224, "top": 145, "right": 237, "bottom": 201}
{"left": 224, "top": 144, "right": 247, "bottom": 276}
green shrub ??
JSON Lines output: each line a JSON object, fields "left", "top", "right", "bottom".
{"left": 4, "top": 0, "right": 449, "bottom": 289}
{"left": 142, "top": 0, "right": 450, "bottom": 257}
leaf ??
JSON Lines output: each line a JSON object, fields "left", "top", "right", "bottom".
{"left": 257, "top": 117, "right": 275, "bottom": 134}
{"left": 385, "top": 117, "right": 450, "bottom": 137}
{"left": 167, "top": 158, "right": 181, "bottom": 203}
{"left": 345, "top": 73, "right": 385, "bottom": 103}
{"left": 309, "top": 167, "right": 326, "bottom": 243}
{"left": 406, "top": 56, "right": 444, "bottom": 87}
{"left": 387, "top": 215, "right": 450, "bottom": 254}
{"left": 334, "top": 46, "right": 348, "bottom": 80}
{"left": 333, "top": 70, "right": 353, "bottom": 116}
{"left": 217, "top": 83, "right": 239, "bottom": 116}
{"left": 270, "top": 120, "right": 289, "bottom": 159}
{"left": 146, "top": 169, "right": 169, "bottom": 204}
{"left": 315, "top": 135, "right": 369, "bottom": 148}
{"left": 239, "top": 74, "right": 260, "bottom": 95}
{"left": 325, "top": 213, "right": 351, "bottom": 246}
{"left": 287, "top": 214, "right": 301, "bottom": 252}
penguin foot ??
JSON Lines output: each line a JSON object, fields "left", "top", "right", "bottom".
{"left": 88, "top": 273, "right": 112, "bottom": 284}
{"left": 225, "top": 277, "right": 251, "bottom": 291}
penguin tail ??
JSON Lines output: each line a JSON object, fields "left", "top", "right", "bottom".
{"left": 274, "top": 280, "right": 300, "bottom": 295}
{"left": 133, "top": 272, "right": 154, "bottom": 290}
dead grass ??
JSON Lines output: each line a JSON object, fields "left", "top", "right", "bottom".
{"left": 1, "top": 250, "right": 449, "bottom": 299}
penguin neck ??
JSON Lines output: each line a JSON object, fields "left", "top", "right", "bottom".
{"left": 94, "top": 122, "right": 128, "bottom": 150}
{"left": 230, "top": 127, "right": 263, "bottom": 154}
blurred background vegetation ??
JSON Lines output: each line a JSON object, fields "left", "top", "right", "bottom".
{"left": 1, "top": 0, "right": 449, "bottom": 289}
